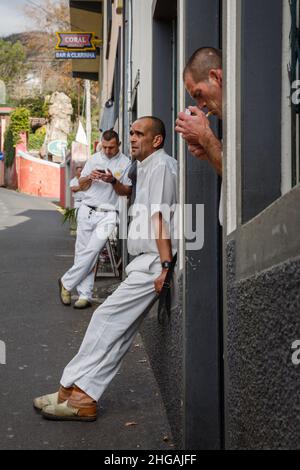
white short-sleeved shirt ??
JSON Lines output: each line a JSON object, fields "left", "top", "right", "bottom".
{"left": 70, "top": 177, "right": 85, "bottom": 208}
{"left": 127, "top": 149, "right": 177, "bottom": 257}
{"left": 80, "top": 151, "right": 132, "bottom": 209}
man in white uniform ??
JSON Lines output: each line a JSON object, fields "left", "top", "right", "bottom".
{"left": 59, "top": 130, "right": 132, "bottom": 309}
{"left": 175, "top": 47, "right": 223, "bottom": 225}
{"left": 70, "top": 166, "right": 84, "bottom": 210}
{"left": 33, "top": 116, "right": 177, "bottom": 421}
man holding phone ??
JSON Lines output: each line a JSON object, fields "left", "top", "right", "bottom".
{"left": 59, "top": 130, "right": 132, "bottom": 309}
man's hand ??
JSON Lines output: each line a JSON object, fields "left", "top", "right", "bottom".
{"left": 96, "top": 169, "right": 132, "bottom": 196}
{"left": 90, "top": 170, "right": 103, "bottom": 181}
{"left": 176, "top": 106, "right": 223, "bottom": 176}
{"left": 175, "top": 106, "right": 212, "bottom": 147}
{"left": 154, "top": 270, "right": 169, "bottom": 294}
{"left": 97, "top": 169, "right": 115, "bottom": 184}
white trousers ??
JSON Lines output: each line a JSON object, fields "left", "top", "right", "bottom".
{"left": 62, "top": 205, "right": 117, "bottom": 301}
{"left": 60, "top": 254, "right": 160, "bottom": 401}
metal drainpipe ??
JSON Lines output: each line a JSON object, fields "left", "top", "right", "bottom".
{"left": 124, "top": 0, "right": 133, "bottom": 157}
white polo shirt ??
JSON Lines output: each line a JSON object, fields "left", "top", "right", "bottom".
{"left": 127, "top": 149, "right": 177, "bottom": 257}
{"left": 70, "top": 177, "right": 85, "bottom": 208}
{"left": 80, "top": 151, "right": 132, "bottom": 210}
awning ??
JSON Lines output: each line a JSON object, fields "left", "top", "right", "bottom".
{"left": 69, "top": 1, "right": 103, "bottom": 80}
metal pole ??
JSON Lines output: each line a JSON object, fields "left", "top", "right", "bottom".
{"left": 121, "top": 0, "right": 133, "bottom": 279}
{"left": 85, "top": 79, "right": 92, "bottom": 155}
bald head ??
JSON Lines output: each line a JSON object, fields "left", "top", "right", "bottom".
{"left": 138, "top": 116, "right": 166, "bottom": 146}
{"left": 184, "top": 47, "right": 222, "bottom": 83}
{"left": 130, "top": 116, "right": 166, "bottom": 161}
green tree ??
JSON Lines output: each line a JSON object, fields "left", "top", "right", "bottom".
{"left": 4, "top": 107, "right": 30, "bottom": 167}
{"left": 18, "top": 95, "right": 49, "bottom": 118}
{"left": 0, "top": 40, "right": 26, "bottom": 85}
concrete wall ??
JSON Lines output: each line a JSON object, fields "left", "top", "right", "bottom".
{"left": 226, "top": 240, "right": 300, "bottom": 449}
{"left": 141, "top": 273, "right": 184, "bottom": 448}
{"left": 224, "top": 184, "right": 300, "bottom": 449}
{"left": 222, "top": 0, "right": 300, "bottom": 449}
{"left": 4, "top": 133, "right": 64, "bottom": 203}
{"left": 16, "top": 152, "right": 61, "bottom": 200}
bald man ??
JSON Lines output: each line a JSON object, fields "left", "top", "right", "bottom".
{"left": 175, "top": 47, "right": 223, "bottom": 222}
{"left": 33, "top": 116, "right": 177, "bottom": 421}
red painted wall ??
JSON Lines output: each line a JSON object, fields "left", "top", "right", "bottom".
{"left": 4, "top": 132, "right": 66, "bottom": 206}
{"left": 17, "top": 156, "right": 61, "bottom": 199}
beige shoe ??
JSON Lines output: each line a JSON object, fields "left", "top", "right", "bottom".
{"left": 58, "top": 279, "right": 71, "bottom": 306}
{"left": 33, "top": 386, "right": 73, "bottom": 411}
{"left": 41, "top": 386, "right": 97, "bottom": 422}
{"left": 74, "top": 299, "right": 92, "bottom": 309}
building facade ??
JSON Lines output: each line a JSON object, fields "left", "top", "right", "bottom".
{"left": 69, "top": 0, "right": 300, "bottom": 450}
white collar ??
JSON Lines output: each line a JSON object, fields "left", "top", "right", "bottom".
{"left": 101, "top": 151, "right": 121, "bottom": 162}
{"left": 137, "top": 149, "right": 164, "bottom": 169}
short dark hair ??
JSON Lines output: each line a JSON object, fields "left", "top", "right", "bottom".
{"left": 184, "top": 47, "right": 222, "bottom": 82}
{"left": 102, "top": 130, "right": 120, "bottom": 144}
{"left": 138, "top": 116, "right": 166, "bottom": 147}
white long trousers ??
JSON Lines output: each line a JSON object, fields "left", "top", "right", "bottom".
{"left": 60, "top": 254, "right": 160, "bottom": 401}
{"left": 62, "top": 205, "right": 117, "bottom": 301}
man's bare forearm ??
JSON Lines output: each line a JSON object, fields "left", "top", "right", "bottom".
{"left": 113, "top": 181, "right": 132, "bottom": 197}
{"left": 153, "top": 213, "right": 173, "bottom": 263}
{"left": 202, "top": 132, "right": 223, "bottom": 176}
{"left": 152, "top": 213, "right": 173, "bottom": 293}
{"left": 79, "top": 176, "right": 92, "bottom": 191}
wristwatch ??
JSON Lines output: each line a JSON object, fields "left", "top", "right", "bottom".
{"left": 161, "top": 261, "right": 172, "bottom": 270}
{"left": 111, "top": 177, "right": 117, "bottom": 185}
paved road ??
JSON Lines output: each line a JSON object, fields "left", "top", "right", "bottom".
{"left": 0, "top": 188, "right": 172, "bottom": 450}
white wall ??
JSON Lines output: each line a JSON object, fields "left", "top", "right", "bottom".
{"left": 131, "top": 0, "right": 153, "bottom": 116}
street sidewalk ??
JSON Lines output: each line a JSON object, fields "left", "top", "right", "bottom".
{"left": 0, "top": 189, "right": 174, "bottom": 450}
{"left": 90, "top": 276, "right": 175, "bottom": 450}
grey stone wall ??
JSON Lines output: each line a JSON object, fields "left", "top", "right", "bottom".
{"left": 226, "top": 240, "right": 300, "bottom": 449}
{"left": 140, "top": 273, "right": 184, "bottom": 449}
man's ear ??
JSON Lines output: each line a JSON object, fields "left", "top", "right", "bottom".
{"left": 153, "top": 135, "right": 163, "bottom": 149}
{"left": 209, "top": 68, "right": 222, "bottom": 87}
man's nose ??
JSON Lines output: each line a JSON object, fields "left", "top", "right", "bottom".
{"left": 197, "top": 98, "right": 206, "bottom": 109}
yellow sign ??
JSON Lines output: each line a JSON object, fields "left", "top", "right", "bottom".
{"left": 56, "top": 32, "right": 102, "bottom": 52}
